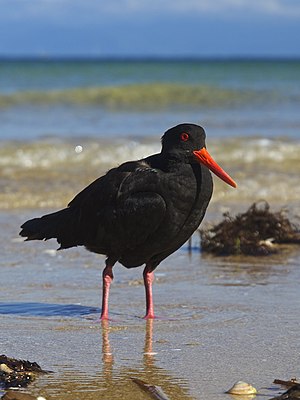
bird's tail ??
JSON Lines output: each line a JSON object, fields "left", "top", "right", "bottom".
{"left": 19, "top": 208, "right": 81, "bottom": 249}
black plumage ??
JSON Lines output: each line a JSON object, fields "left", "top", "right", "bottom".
{"left": 20, "top": 123, "right": 236, "bottom": 319}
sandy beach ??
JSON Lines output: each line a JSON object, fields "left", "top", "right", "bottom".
{"left": 1, "top": 209, "right": 299, "bottom": 399}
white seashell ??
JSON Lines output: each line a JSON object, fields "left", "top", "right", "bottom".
{"left": 259, "top": 238, "right": 275, "bottom": 247}
{"left": 0, "top": 363, "right": 13, "bottom": 373}
{"left": 227, "top": 381, "right": 257, "bottom": 395}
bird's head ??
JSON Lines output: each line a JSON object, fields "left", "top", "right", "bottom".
{"left": 161, "top": 123, "right": 237, "bottom": 188}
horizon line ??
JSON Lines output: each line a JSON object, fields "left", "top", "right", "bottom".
{"left": 1, "top": 54, "right": 300, "bottom": 62}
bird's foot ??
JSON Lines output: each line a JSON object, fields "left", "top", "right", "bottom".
{"left": 100, "top": 314, "right": 110, "bottom": 321}
{"left": 142, "top": 312, "right": 156, "bottom": 319}
{"left": 99, "top": 313, "right": 122, "bottom": 323}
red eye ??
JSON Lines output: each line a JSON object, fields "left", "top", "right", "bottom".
{"left": 180, "top": 132, "right": 189, "bottom": 142}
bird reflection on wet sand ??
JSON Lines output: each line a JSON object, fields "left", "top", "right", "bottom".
{"left": 99, "top": 319, "right": 194, "bottom": 400}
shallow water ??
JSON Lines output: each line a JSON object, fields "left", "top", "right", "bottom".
{"left": 1, "top": 211, "right": 299, "bottom": 399}
{"left": 1, "top": 135, "right": 300, "bottom": 212}
{"left": 1, "top": 58, "right": 300, "bottom": 211}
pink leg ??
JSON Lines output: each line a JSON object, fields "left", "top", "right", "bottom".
{"left": 143, "top": 264, "right": 155, "bottom": 319}
{"left": 100, "top": 264, "right": 114, "bottom": 320}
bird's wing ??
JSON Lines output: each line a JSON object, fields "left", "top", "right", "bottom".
{"left": 67, "top": 173, "right": 108, "bottom": 208}
{"left": 113, "top": 167, "right": 167, "bottom": 249}
{"left": 67, "top": 162, "right": 167, "bottom": 250}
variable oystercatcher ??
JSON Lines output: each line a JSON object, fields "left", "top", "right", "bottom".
{"left": 20, "top": 123, "right": 236, "bottom": 320}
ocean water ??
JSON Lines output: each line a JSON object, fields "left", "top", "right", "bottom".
{"left": 1, "top": 60, "right": 300, "bottom": 400}
{"left": 0, "top": 58, "right": 300, "bottom": 210}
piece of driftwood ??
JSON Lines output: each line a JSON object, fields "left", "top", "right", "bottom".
{"left": 274, "top": 379, "right": 299, "bottom": 388}
{"left": 131, "top": 378, "right": 170, "bottom": 400}
{"left": 270, "top": 384, "right": 300, "bottom": 400}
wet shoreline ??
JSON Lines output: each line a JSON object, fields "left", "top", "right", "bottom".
{"left": 1, "top": 210, "right": 300, "bottom": 399}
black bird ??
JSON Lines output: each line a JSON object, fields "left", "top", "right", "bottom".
{"left": 20, "top": 123, "right": 236, "bottom": 320}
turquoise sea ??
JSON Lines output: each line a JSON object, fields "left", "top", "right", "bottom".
{"left": 0, "top": 58, "right": 299, "bottom": 209}
{"left": 1, "top": 58, "right": 300, "bottom": 139}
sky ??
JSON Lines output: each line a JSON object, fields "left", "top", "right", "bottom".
{"left": 0, "top": 0, "right": 300, "bottom": 58}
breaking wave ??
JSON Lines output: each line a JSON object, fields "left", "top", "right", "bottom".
{"left": 0, "top": 83, "right": 285, "bottom": 110}
{"left": 1, "top": 135, "right": 299, "bottom": 211}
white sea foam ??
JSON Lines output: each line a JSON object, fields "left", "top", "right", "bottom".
{"left": 0, "top": 136, "right": 299, "bottom": 210}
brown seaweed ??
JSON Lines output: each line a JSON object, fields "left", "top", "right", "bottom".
{"left": 200, "top": 201, "right": 300, "bottom": 256}
{"left": 0, "top": 355, "right": 50, "bottom": 389}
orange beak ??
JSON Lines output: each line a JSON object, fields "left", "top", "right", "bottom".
{"left": 193, "top": 148, "right": 237, "bottom": 188}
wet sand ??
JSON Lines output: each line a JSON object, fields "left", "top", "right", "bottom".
{"left": 1, "top": 210, "right": 300, "bottom": 399}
